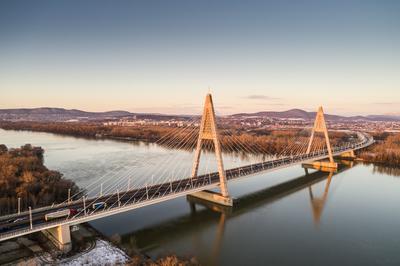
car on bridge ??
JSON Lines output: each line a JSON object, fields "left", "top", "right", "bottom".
{"left": 92, "top": 202, "right": 107, "bottom": 210}
{"left": 0, "top": 225, "right": 10, "bottom": 233}
{"left": 45, "top": 209, "right": 71, "bottom": 221}
{"left": 10, "top": 217, "right": 27, "bottom": 224}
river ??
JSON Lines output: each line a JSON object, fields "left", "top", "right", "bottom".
{"left": 1, "top": 129, "right": 400, "bottom": 266}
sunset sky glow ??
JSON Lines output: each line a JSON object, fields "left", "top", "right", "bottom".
{"left": 0, "top": 0, "right": 399, "bottom": 115}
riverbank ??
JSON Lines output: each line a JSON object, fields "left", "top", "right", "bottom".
{"left": 0, "top": 213, "right": 197, "bottom": 265}
{"left": 0, "top": 121, "right": 353, "bottom": 155}
{"left": 0, "top": 144, "right": 79, "bottom": 215}
{"left": 359, "top": 132, "right": 400, "bottom": 167}
{"left": 0, "top": 223, "right": 129, "bottom": 265}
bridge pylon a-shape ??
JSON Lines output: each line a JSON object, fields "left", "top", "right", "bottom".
{"left": 192, "top": 93, "right": 229, "bottom": 196}
{"left": 305, "top": 106, "right": 337, "bottom": 170}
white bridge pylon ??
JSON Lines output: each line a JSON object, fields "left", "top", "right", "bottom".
{"left": 191, "top": 93, "right": 231, "bottom": 203}
{"left": 305, "top": 106, "right": 338, "bottom": 170}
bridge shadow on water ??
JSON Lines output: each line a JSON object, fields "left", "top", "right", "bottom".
{"left": 117, "top": 161, "right": 353, "bottom": 264}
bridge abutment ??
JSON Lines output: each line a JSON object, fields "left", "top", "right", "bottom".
{"left": 42, "top": 224, "right": 72, "bottom": 253}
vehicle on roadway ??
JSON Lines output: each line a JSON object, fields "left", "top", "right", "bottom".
{"left": 0, "top": 225, "right": 10, "bottom": 233}
{"left": 11, "top": 217, "right": 27, "bottom": 223}
{"left": 69, "top": 208, "right": 78, "bottom": 216}
{"left": 4, "top": 217, "right": 27, "bottom": 224}
{"left": 92, "top": 202, "right": 107, "bottom": 210}
{"left": 45, "top": 209, "right": 71, "bottom": 221}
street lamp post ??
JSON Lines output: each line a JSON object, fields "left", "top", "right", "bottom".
{"left": 83, "top": 196, "right": 87, "bottom": 216}
{"left": 17, "top": 197, "right": 21, "bottom": 215}
{"left": 117, "top": 189, "right": 121, "bottom": 207}
{"left": 29, "top": 207, "right": 33, "bottom": 230}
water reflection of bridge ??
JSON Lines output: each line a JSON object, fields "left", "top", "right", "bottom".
{"left": 118, "top": 164, "right": 351, "bottom": 265}
{"left": 308, "top": 170, "right": 334, "bottom": 226}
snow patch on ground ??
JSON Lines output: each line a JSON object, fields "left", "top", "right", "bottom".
{"left": 59, "top": 240, "right": 129, "bottom": 265}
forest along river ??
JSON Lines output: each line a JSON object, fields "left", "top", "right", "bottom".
{"left": 1, "top": 129, "right": 400, "bottom": 266}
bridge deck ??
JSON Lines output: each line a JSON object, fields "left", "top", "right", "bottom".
{"left": 0, "top": 133, "right": 374, "bottom": 242}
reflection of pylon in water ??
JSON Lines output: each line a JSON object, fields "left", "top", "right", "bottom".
{"left": 187, "top": 194, "right": 228, "bottom": 266}
{"left": 190, "top": 93, "right": 232, "bottom": 206}
{"left": 211, "top": 212, "right": 226, "bottom": 266}
{"left": 308, "top": 171, "right": 334, "bottom": 226}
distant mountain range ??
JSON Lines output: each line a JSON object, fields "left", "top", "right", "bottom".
{"left": 0, "top": 107, "right": 399, "bottom": 122}
{"left": 0, "top": 108, "right": 189, "bottom": 122}
{"left": 0, "top": 108, "right": 131, "bottom": 117}
{"left": 231, "top": 109, "right": 400, "bottom": 122}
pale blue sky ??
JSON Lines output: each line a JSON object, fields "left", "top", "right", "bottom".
{"left": 0, "top": 0, "right": 399, "bottom": 115}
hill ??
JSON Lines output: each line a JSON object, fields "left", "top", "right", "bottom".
{"left": 0, "top": 108, "right": 191, "bottom": 122}
{"left": 0, "top": 107, "right": 399, "bottom": 122}
{"left": 231, "top": 109, "right": 400, "bottom": 122}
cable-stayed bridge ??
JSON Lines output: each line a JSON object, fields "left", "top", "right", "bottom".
{"left": 0, "top": 94, "right": 374, "bottom": 251}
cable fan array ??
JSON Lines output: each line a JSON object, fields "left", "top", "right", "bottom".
{"left": 9, "top": 115, "right": 361, "bottom": 220}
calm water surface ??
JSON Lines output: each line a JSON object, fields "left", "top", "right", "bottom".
{"left": 1, "top": 129, "right": 400, "bottom": 266}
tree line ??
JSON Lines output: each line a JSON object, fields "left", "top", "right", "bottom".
{"left": 0, "top": 144, "right": 79, "bottom": 215}
{"left": 360, "top": 132, "right": 400, "bottom": 167}
{"left": 0, "top": 121, "right": 353, "bottom": 156}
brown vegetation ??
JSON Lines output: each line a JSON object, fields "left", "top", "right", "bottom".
{"left": 0, "top": 144, "right": 79, "bottom": 215}
{"left": 0, "top": 121, "right": 107, "bottom": 138}
{"left": 127, "top": 254, "right": 199, "bottom": 266}
{"left": 0, "top": 121, "right": 353, "bottom": 156}
{"left": 360, "top": 132, "right": 400, "bottom": 167}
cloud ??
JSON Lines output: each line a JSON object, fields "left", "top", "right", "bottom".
{"left": 251, "top": 102, "right": 286, "bottom": 106}
{"left": 372, "top": 102, "right": 400, "bottom": 105}
{"left": 266, "top": 103, "right": 286, "bottom": 106}
{"left": 216, "top": 105, "right": 234, "bottom": 110}
{"left": 383, "top": 112, "right": 400, "bottom": 116}
{"left": 243, "top": 95, "right": 281, "bottom": 101}
{"left": 242, "top": 94, "right": 281, "bottom": 101}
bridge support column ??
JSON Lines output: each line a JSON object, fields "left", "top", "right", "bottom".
{"left": 43, "top": 224, "right": 72, "bottom": 253}
{"left": 339, "top": 150, "right": 356, "bottom": 160}
{"left": 305, "top": 106, "right": 338, "bottom": 171}
{"left": 189, "top": 93, "right": 232, "bottom": 207}
{"left": 302, "top": 162, "right": 338, "bottom": 173}
{"left": 189, "top": 190, "right": 233, "bottom": 207}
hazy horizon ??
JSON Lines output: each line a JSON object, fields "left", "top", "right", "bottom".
{"left": 2, "top": 105, "right": 400, "bottom": 118}
{"left": 1, "top": 1, "right": 399, "bottom": 116}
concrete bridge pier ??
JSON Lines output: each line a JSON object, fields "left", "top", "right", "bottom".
{"left": 187, "top": 192, "right": 233, "bottom": 213}
{"left": 302, "top": 161, "right": 338, "bottom": 173}
{"left": 188, "top": 190, "right": 233, "bottom": 207}
{"left": 42, "top": 224, "right": 72, "bottom": 253}
{"left": 340, "top": 159, "right": 354, "bottom": 167}
{"left": 338, "top": 150, "right": 356, "bottom": 160}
